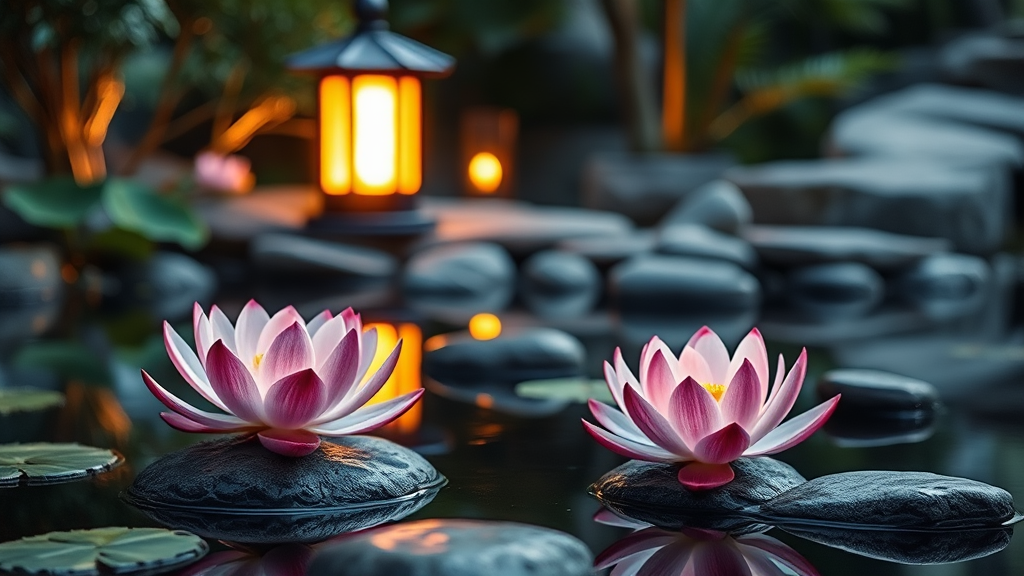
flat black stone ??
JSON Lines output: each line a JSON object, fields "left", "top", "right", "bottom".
{"left": 780, "top": 525, "right": 1013, "bottom": 565}
{"left": 610, "top": 255, "right": 761, "bottom": 315}
{"left": 423, "top": 328, "right": 586, "bottom": 384}
{"left": 743, "top": 225, "right": 949, "bottom": 270}
{"left": 656, "top": 224, "right": 758, "bottom": 270}
{"left": 589, "top": 458, "right": 805, "bottom": 531}
{"left": 124, "top": 435, "right": 445, "bottom": 512}
{"left": 760, "top": 471, "right": 1021, "bottom": 530}
{"left": 309, "top": 519, "right": 594, "bottom": 576}
{"left": 787, "top": 262, "right": 884, "bottom": 319}
{"left": 817, "top": 369, "right": 939, "bottom": 416}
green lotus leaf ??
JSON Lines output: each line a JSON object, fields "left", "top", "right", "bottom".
{"left": 0, "top": 527, "right": 207, "bottom": 575}
{"left": 101, "top": 179, "right": 209, "bottom": 250}
{"left": 2, "top": 178, "right": 103, "bottom": 228}
{"left": 515, "top": 378, "right": 612, "bottom": 403}
{"left": 0, "top": 443, "right": 122, "bottom": 488}
{"left": 0, "top": 388, "right": 65, "bottom": 415}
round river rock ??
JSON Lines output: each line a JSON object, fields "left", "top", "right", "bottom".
{"left": 124, "top": 435, "right": 445, "bottom": 511}
{"left": 590, "top": 458, "right": 805, "bottom": 531}
{"left": 308, "top": 519, "right": 594, "bottom": 576}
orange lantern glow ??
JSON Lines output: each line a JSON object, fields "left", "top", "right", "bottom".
{"left": 363, "top": 321, "right": 423, "bottom": 435}
{"left": 288, "top": 0, "right": 454, "bottom": 233}
{"left": 461, "top": 107, "right": 518, "bottom": 197}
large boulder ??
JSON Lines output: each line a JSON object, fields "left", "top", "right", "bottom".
{"left": 727, "top": 159, "right": 1011, "bottom": 254}
{"left": 582, "top": 152, "right": 735, "bottom": 226}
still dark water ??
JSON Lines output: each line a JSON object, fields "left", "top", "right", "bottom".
{"left": 2, "top": 272, "right": 1023, "bottom": 575}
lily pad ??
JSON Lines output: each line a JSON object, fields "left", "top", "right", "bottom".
{"left": 3, "top": 178, "right": 103, "bottom": 228}
{"left": 514, "top": 378, "right": 612, "bottom": 403}
{"left": 0, "top": 527, "right": 207, "bottom": 575}
{"left": 0, "top": 443, "right": 123, "bottom": 487}
{"left": 0, "top": 388, "right": 65, "bottom": 415}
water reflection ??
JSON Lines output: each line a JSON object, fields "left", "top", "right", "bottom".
{"left": 180, "top": 544, "right": 312, "bottom": 576}
{"left": 594, "top": 510, "right": 817, "bottom": 576}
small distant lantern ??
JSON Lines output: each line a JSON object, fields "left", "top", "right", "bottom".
{"left": 461, "top": 107, "right": 518, "bottom": 197}
{"left": 288, "top": 0, "right": 455, "bottom": 234}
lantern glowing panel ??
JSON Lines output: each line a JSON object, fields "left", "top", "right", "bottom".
{"left": 364, "top": 322, "right": 423, "bottom": 435}
{"left": 319, "top": 75, "right": 422, "bottom": 196}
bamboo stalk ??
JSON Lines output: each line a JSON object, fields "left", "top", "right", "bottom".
{"left": 599, "top": 0, "right": 661, "bottom": 153}
{"left": 662, "top": 0, "right": 687, "bottom": 152}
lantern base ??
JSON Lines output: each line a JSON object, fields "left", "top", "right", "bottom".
{"left": 307, "top": 209, "right": 436, "bottom": 237}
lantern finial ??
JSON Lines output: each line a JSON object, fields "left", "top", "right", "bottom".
{"left": 355, "top": 0, "right": 389, "bottom": 29}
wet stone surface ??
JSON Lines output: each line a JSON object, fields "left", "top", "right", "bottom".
{"left": 787, "top": 262, "right": 885, "bottom": 319}
{"left": 309, "top": 519, "right": 595, "bottom": 576}
{"left": 590, "top": 458, "right": 806, "bottom": 531}
{"left": 817, "top": 369, "right": 939, "bottom": 415}
{"left": 610, "top": 255, "right": 761, "bottom": 315}
{"left": 124, "top": 435, "right": 445, "bottom": 511}
{"left": 781, "top": 524, "right": 1013, "bottom": 565}
{"left": 761, "top": 471, "right": 1020, "bottom": 530}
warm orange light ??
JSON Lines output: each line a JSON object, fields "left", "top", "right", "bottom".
{"left": 468, "top": 313, "right": 501, "bottom": 340}
{"left": 398, "top": 77, "right": 421, "bottom": 194}
{"left": 468, "top": 152, "right": 502, "bottom": 193}
{"left": 320, "top": 76, "right": 351, "bottom": 194}
{"left": 364, "top": 322, "right": 422, "bottom": 434}
{"left": 353, "top": 75, "right": 397, "bottom": 195}
{"left": 319, "top": 74, "right": 422, "bottom": 197}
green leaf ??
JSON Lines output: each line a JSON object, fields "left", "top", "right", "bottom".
{"left": 3, "top": 178, "right": 103, "bottom": 228}
{"left": 101, "top": 179, "right": 209, "bottom": 250}
{"left": 11, "top": 342, "right": 112, "bottom": 386}
{"left": 0, "top": 527, "right": 207, "bottom": 575}
{"left": 0, "top": 443, "right": 122, "bottom": 487}
{"left": 86, "top": 227, "right": 155, "bottom": 261}
{"left": 515, "top": 378, "right": 612, "bottom": 404}
{"left": 0, "top": 388, "right": 65, "bottom": 415}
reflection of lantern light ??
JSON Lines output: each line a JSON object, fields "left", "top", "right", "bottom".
{"left": 288, "top": 0, "right": 454, "bottom": 234}
{"left": 467, "top": 152, "right": 502, "bottom": 193}
{"left": 364, "top": 322, "right": 422, "bottom": 434}
{"left": 461, "top": 107, "right": 518, "bottom": 197}
{"left": 468, "top": 313, "right": 501, "bottom": 340}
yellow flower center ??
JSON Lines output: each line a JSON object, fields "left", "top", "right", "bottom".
{"left": 253, "top": 353, "right": 264, "bottom": 370}
{"left": 701, "top": 383, "right": 727, "bottom": 402}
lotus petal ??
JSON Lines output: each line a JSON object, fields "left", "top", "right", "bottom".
{"left": 668, "top": 377, "right": 721, "bottom": 449}
{"left": 256, "top": 305, "right": 305, "bottom": 356}
{"left": 264, "top": 369, "right": 329, "bottom": 429}
{"left": 588, "top": 399, "right": 648, "bottom": 444}
{"left": 142, "top": 370, "right": 248, "bottom": 429}
{"left": 163, "top": 322, "right": 227, "bottom": 412}
{"left": 312, "top": 389, "right": 424, "bottom": 435}
{"left": 624, "top": 386, "right": 694, "bottom": 458}
{"left": 749, "top": 349, "right": 807, "bottom": 443}
{"left": 160, "top": 412, "right": 255, "bottom": 433}
{"left": 693, "top": 423, "right": 750, "bottom": 464}
{"left": 314, "top": 340, "right": 401, "bottom": 424}
{"left": 746, "top": 395, "right": 840, "bottom": 456}
{"left": 677, "top": 462, "right": 735, "bottom": 490}
{"left": 582, "top": 420, "right": 676, "bottom": 461}
{"left": 318, "top": 329, "right": 361, "bottom": 403}
{"left": 236, "top": 300, "right": 270, "bottom": 363}
{"left": 206, "top": 340, "right": 264, "bottom": 423}
{"left": 720, "top": 360, "right": 761, "bottom": 430}
{"left": 727, "top": 328, "right": 769, "bottom": 400}
{"left": 306, "top": 310, "right": 333, "bottom": 337}
{"left": 209, "top": 306, "right": 237, "bottom": 354}
{"left": 257, "top": 428, "right": 321, "bottom": 457}
{"left": 688, "top": 541, "right": 753, "bottom": 576}
{"left": 260, "top": 322, "right": 315, "bottom": 392}
{"left": 686, "top": 326, "right": 730, "bottom": 383}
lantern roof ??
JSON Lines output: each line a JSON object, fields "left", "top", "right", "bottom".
{"left": 287, "top": 0, "right": 455, "bottom": 78}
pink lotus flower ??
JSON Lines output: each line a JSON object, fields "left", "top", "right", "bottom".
{"left": 583, "top": 327, "right": 839, "bottom": 490}
{"left": 142, "top": 301, "right": 423, "bottom": 457}
{"left": 194, "top": 152, "right": 255, "bottom": 194}
{"left": 594, "top": 509, "right": 819, "bottom": 576}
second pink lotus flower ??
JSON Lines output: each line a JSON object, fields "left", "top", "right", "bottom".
{"left": 584, "top": 327, "right": 840, "bottom": 490}
{"left": 143, "top": 301, "right": 423, "bottom": 457}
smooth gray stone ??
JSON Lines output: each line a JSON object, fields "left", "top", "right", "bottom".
{"left": 610, "top": 255, "right": 761, "bottom": 315}
{"left": 659, "top": 179, "right": 752, "bottom": 234}
{"left": 941, "top": 32, "right": 1024, "bottom": 94}
{"left": 781, "top": 525, "right": 1012, "bottom": 565}
{"left": 817, "top": 369, "right": 938, "bottom": 414}
{"left": 556, "top": 231, "right": 655, "bottom": 267}
{"left": 423, "top": 328, "right": 586, "bottom": 384}
{"left": 896, "top": 253, "right": 990, "bottom": 320}
{"left": 423, "top": 198, "right": 634, "bottom": 256}
{"left": 590, "top": 458, "right": 806, "bottom": 532}
{"left": 823, "top": 411, "right": 936, "bottom": 449}
{"left": 250, "top": 233, "right": 398, "bottom": 278}
{"left": 520, "top": 250, "right": 601, "bottom": 318}
{"left": 656, "top": 224, "right": 758, "bottom": 269}
{"left": 403, "top": 242, "right": 515, "bottom": 314}
{"left": 310, "top": 519, "right": 594, "bottom": 576}
{"left": 0, "top": 244, "right": 62, "bottom": 307}
{"left": 827, "top": 109, "right": 1024, "bottom": 169}
{"left": 124, "top": 435, "right": 445, "bottom": 511}
{"left": 761, "top": 471, "right": 1021, "bottom": 529}
{"left": 582, "top": 152, "right": 736, "bottom": 226}
{"left": 743, "top": 225, "right": 949, "bottom": 270}
{"left": 728, "top": 159, "right": 1010, "bottom": 254}
{"left": 855, "top": 84, "right": 1024, "bottom": 139}
{"left": 787, "top": 262, "right": 884, "bottom": 319}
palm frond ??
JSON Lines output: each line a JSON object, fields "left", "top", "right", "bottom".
{"left": 711, "top": 48, "right": 897, "bottom": 141}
